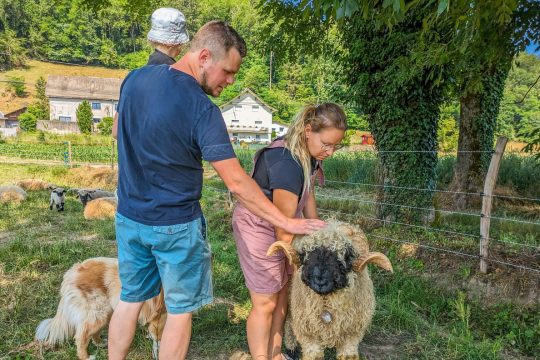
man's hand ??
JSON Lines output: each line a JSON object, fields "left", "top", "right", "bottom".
{"left": 283, "top": 218, "right": 326, "bottom": 235}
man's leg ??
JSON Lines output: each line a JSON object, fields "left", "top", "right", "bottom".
{"left": 158, "top": 312, "right": 193, "bottom": 360}
{"left": 108, "top": 300, "right": 144, "bottom": 360}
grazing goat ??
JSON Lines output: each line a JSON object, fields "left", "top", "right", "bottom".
{"left": 267, "top": 220, "right": 393, "bottom": 360}
{"left": 49, "top": 188, "right": 66, "bottom": 212}
{"left": 0, "top": 185, "right": 27, "bottom": 204}
{"left": 76, "top": 189, "right": 115, "bottom": 207}
{"left": 83, "top": 197, "right": 117, "bottom": 220}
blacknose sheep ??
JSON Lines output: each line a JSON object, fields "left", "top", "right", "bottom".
{"left": 76, "top": 189, "right": 115, "bottom": 207}
{"left": 83, "top": 197, "right": 117, "bottom": 220}
{"left": 49, "top": 188, "right": 66, "bottom": 212}
{"left": 0, "top": 185, "right": 27, "bottom": 204}
{"left": 267, "top": 220, "right": 393, "bottom": 360}
{"left": 16, "top": 179, "right": 54, "bottom": 191}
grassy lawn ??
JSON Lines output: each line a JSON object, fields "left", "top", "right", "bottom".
{"left": 0, "top": 163, "right": 539, "bottom": 359}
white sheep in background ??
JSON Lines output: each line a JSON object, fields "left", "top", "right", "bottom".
{"left": 16, "top": 179, "right": 54, "bottom": 191}
{"left": 267, "top": 220, "right": 393, "bottom": 360}
{"left": 83, "top": 197, "right": 117, "bottom": 220}
{"left": 0, "top": 185, "right": 28, "bottom": 204}
{"left": 76, "top": 189, "right": 115, "bottom": 207}
{"left": 49, "top": 188, "right": 66, "bottom": 212}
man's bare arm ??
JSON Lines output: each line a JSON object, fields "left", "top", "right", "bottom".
{"left": 211, "top": 158, "right": 325, "bottom": 235}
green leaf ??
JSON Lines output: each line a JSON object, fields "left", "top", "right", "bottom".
{"left": 437, "top": 0, "right": 448, "bottom": 16}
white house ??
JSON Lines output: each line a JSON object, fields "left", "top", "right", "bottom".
{"left": 220, "top": 88, "right": 276, "bottom": 144}
{"left": 271, "top": 122, "right": 289, "bottom": 138}
{"left": 46, "top": 75, "right": 123, "bottom": 124}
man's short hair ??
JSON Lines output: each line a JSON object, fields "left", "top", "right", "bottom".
{"left": 190, "top": 20, "right": 247, "bottom": 59}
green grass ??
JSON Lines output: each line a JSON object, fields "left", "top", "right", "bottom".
{"left": 0, "top": 163, "right": 539, "bottom": 359}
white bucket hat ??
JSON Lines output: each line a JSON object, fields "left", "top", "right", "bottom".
{"left": 147, "top": 8, "right": 189, "bottom": 46}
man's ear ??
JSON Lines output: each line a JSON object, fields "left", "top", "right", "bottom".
{"left": 198, "top": 48, "right": 211, "bottom": 66}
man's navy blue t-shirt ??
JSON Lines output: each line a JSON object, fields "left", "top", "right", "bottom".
{"left": 117, "top": 65, "right": 235, "bottom": 225}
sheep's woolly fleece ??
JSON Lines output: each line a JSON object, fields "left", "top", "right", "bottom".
{"left": 0, "top": 185, "right": 27, "bottom": 203}
{"left": 15, "top": 179, "right": 53, "bottom": 191}
{"left": 293, "top": 219, "right": 369, "bottom": 256}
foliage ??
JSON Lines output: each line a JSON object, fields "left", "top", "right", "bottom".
{"left": 33, "top": 76, "right": 50, "bottom": 120}
{"left": 97, "top": 116, "right": 114, "bottom": 135}
{"left": 6, "top": 75, "right": 27, "bottom": 97}
{"left": 0, "top": 27, "right": 26, "bottom": 70}
{"left": 76, "top": 100, "right": 93, "bottom": 134}
{"left": 521, "top": 127, "right": 540, "bottom": 160}
{"left": 339, "top": 5, "right": 449, "bottom": 222}
{"left": 437, "top": 103, "right": 459, "bottom": 151}
{"left": 17, "top": 112, "right": 37, "bottom": 132}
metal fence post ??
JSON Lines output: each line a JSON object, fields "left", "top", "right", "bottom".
{"left": 480, "top": 137, "right": 508, "bottom": 273}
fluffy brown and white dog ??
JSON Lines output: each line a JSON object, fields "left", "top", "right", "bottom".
{"left": 35, "top": 257, "right": 166, "bottom": 360}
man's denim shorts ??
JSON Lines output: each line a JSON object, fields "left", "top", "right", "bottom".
{"left": 115, "top": 212, "right": 212, "bottom": 314}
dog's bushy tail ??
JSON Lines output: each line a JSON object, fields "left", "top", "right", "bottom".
{"left": 35, "top": 309, "right": 73, "bottom": 345}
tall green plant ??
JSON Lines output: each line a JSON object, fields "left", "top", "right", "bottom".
{"left": 76, "top": 101, "right": 93, "bottom": 134}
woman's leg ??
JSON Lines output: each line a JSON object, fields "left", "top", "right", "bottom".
{"left": 268, "top": 282, "right": 289, "bottom": 360}
{"left": 247, "top": 290, "right": 278, "bottom": 359}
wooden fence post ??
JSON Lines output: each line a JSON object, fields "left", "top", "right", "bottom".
{"left": 68, "top": 141, "right": 73, "bottom": 168}
{"left": 480, "top": 137, "right": 508, "bottom": 273}
{"left": 111, "top": 139, "right": 115, "bottom": 170}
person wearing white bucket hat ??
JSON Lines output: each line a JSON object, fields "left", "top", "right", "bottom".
{"left": 109, "top": 20, "right": 326, "bottom": 360}
{"left": 147, "top": 7, "right": 189, "bottom": 65}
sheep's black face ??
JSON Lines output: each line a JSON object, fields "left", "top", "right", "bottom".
{"left": 79, "top": 193, "right": 91, "bottom": 207}
{"left": 300, "top": 246, "right": 355, "bottom": 295}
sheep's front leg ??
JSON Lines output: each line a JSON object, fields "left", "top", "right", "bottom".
{"left": 336, "top": 337, "right": 362, "bottom": 360}
{"left": 301, "top": 343, "right": 324, "bottom": 360}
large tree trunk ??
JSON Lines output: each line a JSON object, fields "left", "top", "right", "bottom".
{"left": 452, "top": 66, "right": 510, "bottom": 209}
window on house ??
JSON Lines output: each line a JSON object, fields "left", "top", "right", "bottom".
{"left": 92, "top": 102, "right": 101, "bottom": 110}
{"left": 279, "top": 127, "right": 284, "bottom": 132}
{"left": 252, "top": 105, "right": 259, "bottom": 111}
{"left": 232, "top": 119, "right": 239, "bottom": 123}
{"left": 93, "top": 118, "right": 101, "bottom": 123}
{"left": 114, "top": 103, "right": 118, "bottom": 111}
{"left": 256, "top": 134, "right": 261, "bottom": 140}
{"left": 232, "top": 133, "right": 238, "bottom": 136}
{"left": 235, "top": 105, "right": 242, "bottom": 109}
{"left": 255, "top": 121, "right": 262, "bottom": 125}
{"left": 59, "top": 116, "right": 71, "bottom": 122}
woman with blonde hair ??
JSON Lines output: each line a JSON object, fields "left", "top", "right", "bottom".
{"left": 232, "top": 103, "right": 347, "bottom": 359}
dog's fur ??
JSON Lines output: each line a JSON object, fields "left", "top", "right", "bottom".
{"left": 35, "top": 257, "right": 166, "bottom": 360}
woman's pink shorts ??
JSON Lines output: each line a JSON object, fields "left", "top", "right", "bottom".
{"left": 232, "top": 204, "right": 292, "bottom": 294}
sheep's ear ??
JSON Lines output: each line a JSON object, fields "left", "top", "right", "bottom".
{"left": 352, "top": 252, "right": 393, "bottom": 273}
{"left": 267, "top": 241, "right": 300, "bottom": 268}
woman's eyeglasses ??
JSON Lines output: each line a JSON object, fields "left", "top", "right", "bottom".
{"left": 321, "top": 142, "right": 344, "bottom": 152}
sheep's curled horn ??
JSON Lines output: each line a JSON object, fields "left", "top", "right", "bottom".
{"left": 266, "top": 224, "right": 393, "bottom": 273}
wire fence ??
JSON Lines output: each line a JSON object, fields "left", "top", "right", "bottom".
{"left": 202, "top": 136, "right": 540, "bottom": 277}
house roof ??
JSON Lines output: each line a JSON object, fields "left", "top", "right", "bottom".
{"left": 45, "top": 75, "right": 123, "bottom": 101}
{"left": 220, "top": 88, "right": 276, "bottom": 113}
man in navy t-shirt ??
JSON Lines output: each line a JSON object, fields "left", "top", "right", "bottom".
{"left": 109, "top": 21, "right": 326, "bottom": 360}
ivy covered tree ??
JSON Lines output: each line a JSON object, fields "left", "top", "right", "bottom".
{"left": 340, "top": 7, "right": 450, "bottom": 222}
{"left": 76, "top": 100, "right": 93, "bottom": 134}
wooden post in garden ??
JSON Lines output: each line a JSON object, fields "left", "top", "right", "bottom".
{"left": 111, "top": 139, "right": 115, "bottom": 170}
{"left": 480, "top": 137, "right": 507, "bottom": 273}
{"left": 68, "top": 141, "right": 73, "bottom": 168}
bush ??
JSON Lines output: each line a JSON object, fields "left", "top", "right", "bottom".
{"left": 18, "top": 112, "right": 37, "bottom": 132}
{"left": 7, "top": 75, "right": 27, "bottom": 97}
{"left": 38, "top": 131, "right": 46, "bottom": 143}
{"left": 76, "top": 100, "right": 93, "bottom": 134}
{"left": 97, "top": 116, "right": 113, "bottom": 135}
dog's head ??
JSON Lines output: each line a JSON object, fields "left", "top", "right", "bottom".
{"left": 267, "top": 221, "right": 393, "bottom": 296}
